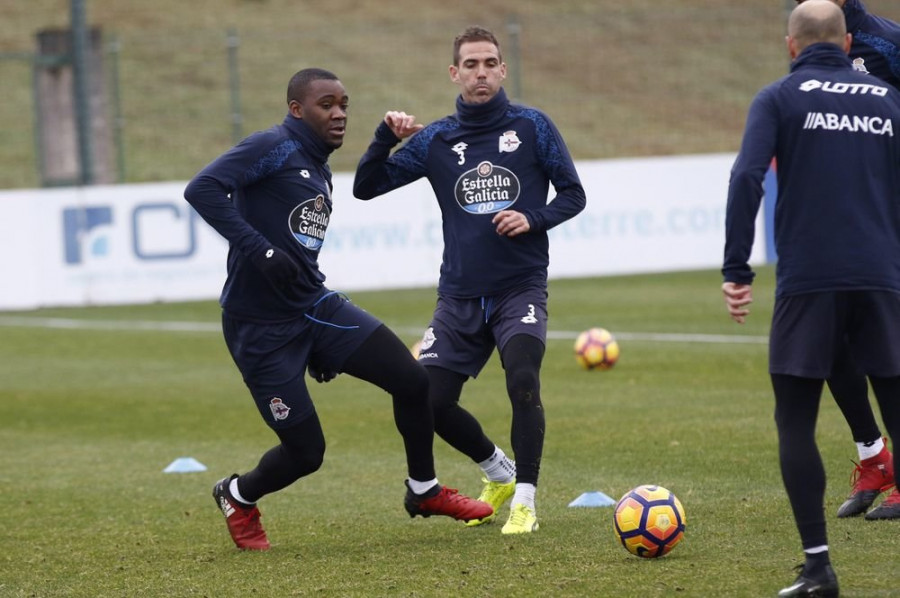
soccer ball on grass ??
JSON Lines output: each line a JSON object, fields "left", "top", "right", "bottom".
{"left": 613, "top": 485, "right": 686, "bottom": 558}
{"left": 573, "top": 327, "right": 619, "bottom": 370}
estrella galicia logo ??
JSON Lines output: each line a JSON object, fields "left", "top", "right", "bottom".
{"left": 63, "top": 206, "right": 113, "bottom": 264}
{"left": 453, "top": 161, "right": 520, "bottom": 214}
{"left": 289, "top": 194, "right": 330, "bottom": 250}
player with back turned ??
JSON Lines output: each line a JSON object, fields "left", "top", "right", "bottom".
{"left": 722, "top": 2, "right": 900, "bottom": 595}
{"left": 184, "top": 67, "right": 491, "bottom": 551}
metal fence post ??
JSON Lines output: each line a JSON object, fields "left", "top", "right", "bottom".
{"left": 71, "top": 0, "right": 93, "bottom": 184}
{"left": 506, "top": 15, "right": 522, "bottom": 102}
{"left": 227, "top": 28, "right": 243, "bottom": 143}
{"left": 107, "top": 33, "right": 125, "bottom": 182}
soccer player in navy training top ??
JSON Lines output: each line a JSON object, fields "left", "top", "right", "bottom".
{"left": 354, "top": 27, "right": 586, "bottom": 534}
{"left": 184, "top": 68, "right": 491, "bottom": 551}
{"left": 793, "top": 0, "right": 900, "bottom": 521}
{"left": 722, "top": 2, "right": 900, "bottom": 594}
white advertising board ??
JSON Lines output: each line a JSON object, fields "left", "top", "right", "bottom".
{"left": 0, "top": 154, "right": 766, "bottom": 310}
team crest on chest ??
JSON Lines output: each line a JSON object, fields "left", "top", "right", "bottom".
{"left": 289, "top": 193, "right": 330, "bottom": 250}
{"left": 499, "top": 130, "right": 521, "bottom": 153}
{"left": 453, "top": 160, "right": 521, "bottom": 214}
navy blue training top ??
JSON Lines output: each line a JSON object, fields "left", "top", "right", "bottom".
{"left": 354, "top": 88, "right": 586, "bottom": 298}
{"left": 723, "top": 43, "right": 900, "bottom": 298}
{"left": 184, "top": 115, "right": 334, "bottom": 321}
{"left": 844, "top": 0, "right": 900, "bottom": 90}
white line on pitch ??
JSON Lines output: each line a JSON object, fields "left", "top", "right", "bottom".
{"left": 0, "top": 316, "right": 220, "bottom": 333}
{"left": 0, "top": 316, "right": 768, "bottom": 344}
{"left": 399, "top": 327, "right": 768, "bottom": 344}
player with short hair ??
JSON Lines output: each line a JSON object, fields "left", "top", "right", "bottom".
{"left": 354, "top": 26, "right": 586, "bottom": 534}
{"left": 184, "top": 67, "right": 491, "bottom": 551}
{"left": 793, "top": 0, "right": 900, "bottom": 521}
{"left": 723, "top": 2, "right": 900, "bottom": 594}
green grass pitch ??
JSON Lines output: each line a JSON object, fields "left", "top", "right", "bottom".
{"left": 1, "top": 267, "right": 898, "bottom": 597}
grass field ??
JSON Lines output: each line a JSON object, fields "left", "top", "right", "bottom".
{"left": 2, "top": 267, "right": 899, "bottom": 597}
{"left": 0, "top": 1, "right": 795, "bottom": 188}
{"left": 3, "top": 1, "right": 899, "bottom": 188}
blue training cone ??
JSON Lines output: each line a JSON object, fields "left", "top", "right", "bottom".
{"left": 568, "top": 491, "right": 617, "bottom": 507}
{"left": 163, "top": 457, "right": 207, "bottom": 473}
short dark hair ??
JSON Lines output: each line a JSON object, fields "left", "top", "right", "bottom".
{"left": 452, "top": 26, "right": 502, "bottom": 66}
{"left": 287, "top": 68, "right": 339, "bottom": 104}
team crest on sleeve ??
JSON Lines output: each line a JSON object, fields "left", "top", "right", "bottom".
{"left": 453, "top": 161, "right": 521, "bottom": 214}
{"left": 499, "top": 130, "right": 521, "bottom": 153}
{"left": 289, "top": 194, "right": 330, "bottom": 249}
{"left": 852, "top": 57, "right": 870, "bottom": 75}
{"left": 269, "top": 397, "right": 291, "bottom": 421}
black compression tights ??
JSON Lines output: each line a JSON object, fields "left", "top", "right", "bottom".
{"left": 429, "top": 334, "right": 546, "bottom": 486}
{"left": 773, "top": 373, "right": 900, "bottom": 549}
{"left": 238, "top": 325, "right": 434, "bottom": 502}
{"left": 868, "top": 376, "right": 900, "bottom": 488}
{"left": 826, "top": 343, "right": 882, "bottom": 443}
{"left": 771, "top": 373, "right": 828, "bottom": 550}
{"left": 342, "top": 325, "right": 435, "bottom": 482}
{"left": 237, "top": 412, "right": 327, "bottom": 503}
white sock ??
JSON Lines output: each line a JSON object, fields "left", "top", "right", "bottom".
{"left": 804, "top": 545, "right": 829, "bottom": 555}
{"left": 478, "top": 446, "right": 516, "bottom": 483}
{"left": 229, "top": 477, "right": 254, "bottom": 506}
{"left": 858, "top": 437, "right": 885, "bottom": 461}
{"left": 407, "top": 478, "right": 439, "bottom": 495}
{"left": 511, "top": 483, "right": 536, "bottom": 511}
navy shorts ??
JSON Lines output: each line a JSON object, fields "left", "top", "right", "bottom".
{"left": 416, "top": 283, "right": 548, "bottom": 378}
{"left": 223, "top": 291, "right": 382, "bottom": 429}
{"left": 769, "top": 290, "right": 900, "bottom": 378}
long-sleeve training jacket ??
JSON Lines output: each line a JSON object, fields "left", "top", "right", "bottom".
{"left": 354, "top": 88, "right": 586, "bottom": 298}
{"left": 723, "top": 43, "right": 900, "bottom": 298}
{"left": 844, "top": 0, "right": 900, "bottom": 90}
{"left": 184, "top": 116, "right": 335, "bottom": 321}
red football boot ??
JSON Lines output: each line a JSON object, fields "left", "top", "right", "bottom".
{"left": 212, "top": 475, "right": 270, "bottom": 550}
{"left": 865, "top": 487, "right": 900, "bottom": 520}
{"left": 836, "top": 442, "right": 894, "bottom": 518}
{"left": 404, "top": 482, "right": 494, "bottom": 522}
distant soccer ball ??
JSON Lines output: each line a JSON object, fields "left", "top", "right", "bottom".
{"left": 574, "top": 327, "right": 619, "bottom": 370}
{"left": 613, "top": 485, "right": 686, "bottom": 558}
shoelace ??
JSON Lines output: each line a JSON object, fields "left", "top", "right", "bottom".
{"left": 507, "top": 505, "right": 530, "bottom": 526}
{"left": 438, "top": 487, "right": 465, "bottom": 503}
{"left": 847, "top": 459, "right": 892, "bottom": 491}
{"left": 238, "top": 510, "right": 266, "bottom": 538}
{"left": 848, "top": 461, "right": 864, "bottom": 488}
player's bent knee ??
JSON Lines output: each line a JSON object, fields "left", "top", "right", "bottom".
{"left": 390, "top": 361, "right": 429, "bottom": 403}
{"left": 283, "top": 441, "right": 325, "bottom": 477}
{"left": 505, "top": 366, "right": 541, "bottom": 405}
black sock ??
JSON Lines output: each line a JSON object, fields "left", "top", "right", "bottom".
{"left": 805, "top": 551, "right": 831, "bottom": 575}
